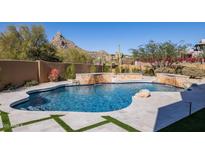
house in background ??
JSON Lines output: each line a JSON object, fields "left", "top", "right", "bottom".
{"left": 190, "top": 39, "right": 205, "bottom": 57}
{"left": 180, "top": 39, "right": 205, "bottom": 58}
{"left": 194, "top": 39, "right": 205, "bottom": 51}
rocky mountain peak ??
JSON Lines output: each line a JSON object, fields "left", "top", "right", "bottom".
{"left": 51, "top": 32, "right": 79, "bottom": 49}
{"left": 50, "top": 32, "right": 112, "bottom": 63}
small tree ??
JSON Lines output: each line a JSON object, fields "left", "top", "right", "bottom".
{"left": 90, "top": 65, "right": 97, "bottom": 73}
{"left": 57, "top": 48, "right": 93, "bottom": 64}
{"left": 64, "top": 64, "right": 76, "bottom": 79}
{"left": 131, "top": 40, "right": 188, "bottom": 69}
{"left": 0, "top": 25, "right": 60, "bottom": 62}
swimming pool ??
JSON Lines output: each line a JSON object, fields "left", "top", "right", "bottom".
{"left": 12, "top": 83, "right": 183, "bottom": 112}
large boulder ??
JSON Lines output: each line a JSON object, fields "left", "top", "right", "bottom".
{"left": 136, "top": 89, "right": 151, "bottom": 98}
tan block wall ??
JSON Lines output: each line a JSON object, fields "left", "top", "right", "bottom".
{"left": 156, "top": 73, "right": 190, "bottom": 88}
{"left": 75, "top": 74, "right": 97, "bottom": 85}
{"left": 115, "top": 73, "right": 143, "bottom": 81}
{"left": 76, "top": 73, "right": 143, "bottom": 85}
{"left": 100, "top": 73, "right": 113, "bottom": 82}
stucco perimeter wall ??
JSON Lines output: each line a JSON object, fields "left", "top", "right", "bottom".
{"left": 38, "top": 60, "right": 103, "bottom": 83}
{"left": 38, "top": 60, "right": 68, "bottom": 83}
{"left": 76, "top": 73, "right": 143, "bottom": 84}
{"left": 0, "top": 60, "right": 103, "bottom": 90}
{"left": 155, "top": 73, "right": 191, "bottom": 88}
{"left": 0, "top": 60, "right": 38, "bottom": 90}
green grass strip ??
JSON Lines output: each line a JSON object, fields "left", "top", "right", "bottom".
{"left": 51, "top": 115, "right": 74, "bottom": 132}
{"left": 0, "top": 113, "right": 65, "bottom": 131}
{"left": 76, "top": 120, "right": 110, "bottom": 132}
{"left": 0, "top": 111, "right": 12, "bottom": 132}
{"left": 11, "top": 116, "right": 58, "bottom": 129}
{"left": 102, "top": 116, "right": 140, "bottom": 132}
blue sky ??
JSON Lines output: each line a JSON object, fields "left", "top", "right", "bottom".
{"left": 0, "top": 22, "right": 205, "bottom": 54}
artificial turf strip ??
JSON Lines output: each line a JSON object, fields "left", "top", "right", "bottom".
{"left": 0, "top": 110, "right": 12, "bottom": 132}
{"left": 11, "top": 116, "right": 56, "bottom": 129}
{"left": 0, "top": 113, "right": 64, "bottom": 131}
{"left": 102, "top": 116, "right": 140, "bottom": 132}
{"left": 0, "top": 108, "right": 139, "bottom": 132}
{"left": 76, "top": 120, "right": 110, "bottom": 132}
{"left": 159, "top": 108, "right": 205, "bottom": 132}
{"left": 51, "top": 115, "right": 74, "bottom": 132}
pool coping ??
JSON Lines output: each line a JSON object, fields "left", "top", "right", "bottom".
{"left": 0, "top": 79, "right": 150, "bottom": 113}
{"left": 9, "top": 81, "right": 184, "bottom": 113}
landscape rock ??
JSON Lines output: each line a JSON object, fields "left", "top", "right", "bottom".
{"left": 136, "top": 89, "right": 151, "bottom": 98}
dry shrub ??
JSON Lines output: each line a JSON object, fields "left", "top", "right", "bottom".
{"left": 181, "top": 67, "right": 205, "bottom": 78}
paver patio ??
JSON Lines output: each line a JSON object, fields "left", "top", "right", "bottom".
{"left": 0, "top": 78, "right": 205, "bottom": 132}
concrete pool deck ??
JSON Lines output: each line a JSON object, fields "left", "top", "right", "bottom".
{"left": 0, "top": 77, "right": 205, "bottom": 132}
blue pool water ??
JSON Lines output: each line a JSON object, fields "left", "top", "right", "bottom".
{"left": 12, "top": 83, "right": 183, "bottom": 112}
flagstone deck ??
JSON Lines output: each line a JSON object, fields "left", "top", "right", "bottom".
{"left": 0, "top": 77, "right": 205, "bottom": 132}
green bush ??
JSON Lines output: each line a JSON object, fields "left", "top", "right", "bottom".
{"left": 90, "top": 65, "right": 97, "bottom": 73}
{"left": 154, "top": 67, "right": 175, "bottom": 74}
{"left": 24, "top": 80, "right": 39, "bottom": 87}
{"left": 103, "top": 65, "right": 111, "bottom": 72}
{"left": 57, "top": 48, "right": 93, "bottom": 64}
{"left": 114, "top": 66, "right": 120, "bottom": 74}
{"left": 181, "top": 67, "right": 205, "bottom": 78}
{"left": 3, "top": 83, "right": 18, "bottom": 91}
{"left": 64, "top": 64, "right": 76, "bottom": 79}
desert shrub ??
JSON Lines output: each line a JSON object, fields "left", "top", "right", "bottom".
{"left": 131, "top": 67, "right": 141, "bottom": 73}
{"left": 121, "top": 67, "right": 130, "bottom": 73}
{"left": 143, "top": 68, "right": 155, "bottom": 76}
{"left": 3, "top": 83, "right": 18, "bottom": 91}
{"left": 48, "top": 68, "right": 60, "bottom": 81}
{"left": 90, "top": 65, "right": 97, "bottom": 73}
{"left": 154, "top": 67, "right": 175, "bottom": 74}
{"left": 174, "top": 65, "right": 184, "bottom": 74}
{"left": 114, "top": 66, "right": 120, "bottom": 74}
{"left": 24, "top": 80, "right": 39, "bottom": 87}
{"left": 131, "top": 41, "right": 187, "bottom": 68}
{"left": 57, "top": 48, "right": 93, "bottom": 64}
{"left": 64, "top": 64, "right": 76, "bottom": 79}
{"left": 103, "top": 65, "right": 111, "bottom": 72}
{"left": 181, "top": 67, "right": 205, "bottom": 78}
